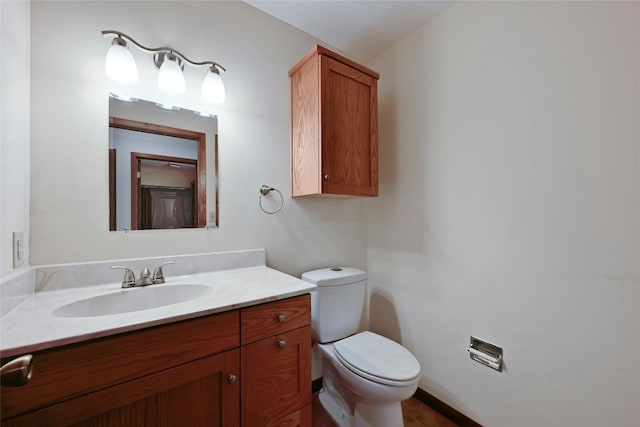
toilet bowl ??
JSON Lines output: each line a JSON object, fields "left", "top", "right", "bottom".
{"left": 317, "top": 331, "right": 421, "bottom": 427}
{"left": 301, "top": 268, "right": 422, "bottom": 427}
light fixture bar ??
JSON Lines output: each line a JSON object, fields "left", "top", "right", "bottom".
{"left": 101, "top": 30, "right": 226, "bottom": 72}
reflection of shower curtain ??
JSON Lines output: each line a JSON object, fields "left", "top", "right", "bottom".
{"left": 140, "top": 186, "right": 194, "bottom": 229}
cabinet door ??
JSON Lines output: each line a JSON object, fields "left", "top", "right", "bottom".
{"left": 241, "top": 326, "right": 312, "bottom": 426}
{"left": 320, "top": 55, "right": 378, "bottom": 196}
{"left": 1, "top": 311, "right": 239, "bottom": 420}
{"left": 3, "top": 349, "right": 240, "bottom": 427}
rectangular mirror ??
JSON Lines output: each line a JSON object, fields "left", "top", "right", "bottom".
{"left": 109, "top": 97, "right": 218, "bottom": 231}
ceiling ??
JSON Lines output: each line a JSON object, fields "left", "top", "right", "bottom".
{"left": 244, "top": 1, "right": 454, "bottom": 63}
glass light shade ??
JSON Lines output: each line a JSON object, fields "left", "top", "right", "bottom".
{"left": 105, "top": 41, "right": 138, "bottom": 83}
{"left": 201, "top": 68, "right": 226, "bottom": 104}
{"left": 158, "top": 54, "right": 186, "bottom": 94}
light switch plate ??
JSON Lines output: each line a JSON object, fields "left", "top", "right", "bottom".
{"left": 13, "top": 231, "right": 24, "bottom": 268}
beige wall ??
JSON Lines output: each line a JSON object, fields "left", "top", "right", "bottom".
{"left": 367, "top": 2, "right": 640, "bottom": 425}
{"left": 1, "top": 1, "right": 30, "bottom": 278}
{"left": 28, "top": 1, "right": 367, "bottom": 276}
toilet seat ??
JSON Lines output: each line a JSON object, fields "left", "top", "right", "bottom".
{"left": 333, "top": 331, "right": 421, "bottom": 387}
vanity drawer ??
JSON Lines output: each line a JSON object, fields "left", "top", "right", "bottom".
{"left": 1, "top": 310, "right": 239, "bottom": 420}
{"left": 241, "top": 294, "right": 310, "bottom": 345}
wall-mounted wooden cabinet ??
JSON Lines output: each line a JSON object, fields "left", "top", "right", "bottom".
{"left": 290, "top": 45, "right": 380, "bottom": 197}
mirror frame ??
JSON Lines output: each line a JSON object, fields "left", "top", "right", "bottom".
{"left": 109, "top": 117, "right": 207, "bottom": 229}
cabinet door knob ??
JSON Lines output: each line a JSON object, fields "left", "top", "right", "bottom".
{"left": 227, "top": 374, "right": 237, "bottom": 384}
{"left": 278, "top": 340, "right": 287, "bottom": 348}
{"left": 276, "top": 314, "right": 286, "bottom": 323}
{"left": 1, "top": 354, "right": 33, "bottom": 387}
{"left": 324, "top": 174, "right": 330, "bottom": 181}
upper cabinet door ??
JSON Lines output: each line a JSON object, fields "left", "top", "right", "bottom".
{"left": 290, "top": 45, "right": 379, "bottom": 198}
{"left": 320, "top": 55, "right": 378, "bottom": 197}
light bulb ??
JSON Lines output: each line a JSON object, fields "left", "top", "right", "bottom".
{"left": 158, "top": 53, "right": 185, "bottom": 94}
{"left": 105, "top": 38, "right": 138, "bottom": 83}
{"left": 201, "top": 67, "right": 225, "bottom": 104}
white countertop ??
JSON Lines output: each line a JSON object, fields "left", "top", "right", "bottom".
{"left": 0, "top": 266, "right": 316, "bottom": 358}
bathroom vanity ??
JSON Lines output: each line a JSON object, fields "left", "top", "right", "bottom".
{"left": 0, "top": 250, "right": 314, "bottom": 426}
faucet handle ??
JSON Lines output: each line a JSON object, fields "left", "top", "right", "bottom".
{"left": 152, "top": 260, "right": 175, "bottom": 284}
{"left": 110, "top": 265, "right": 136, "bottom": 288}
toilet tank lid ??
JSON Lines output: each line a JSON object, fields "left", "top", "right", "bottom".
{"left": 301, "top": 267, "right": 366, "bottom": 287}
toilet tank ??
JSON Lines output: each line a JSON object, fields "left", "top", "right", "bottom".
{"left": 301, "top": 267, "right": 366, "bottom": 344}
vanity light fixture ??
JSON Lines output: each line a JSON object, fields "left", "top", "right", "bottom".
{"left": 102, "top": 30, "right": 226, "bottom": 103}
{"left": 105, "top": 36, "right": 138, "bottom": 84}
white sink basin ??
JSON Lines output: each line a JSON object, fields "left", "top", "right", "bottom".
{"left": 52, "top": 284, "right": 212, "bottom": 317}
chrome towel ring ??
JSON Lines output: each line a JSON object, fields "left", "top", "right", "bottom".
{"left": 258, "top": 185, "right": 283, "bottom": 214}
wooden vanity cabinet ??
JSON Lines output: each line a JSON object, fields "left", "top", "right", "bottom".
{"left": 1, "top": 311, "right": 240, "bottom": 427}
{"left": 1, "top": 294, "right": 312, "bottom": 427}
{"left": 241, "top": 294, "right": 312, "bottom": 426}
{"left": 290, "top": 45, "right": 379, "bottom": 198}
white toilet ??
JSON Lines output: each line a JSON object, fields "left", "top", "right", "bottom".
{"left": 302, "top": 267, "right": 421, "bottom": 427}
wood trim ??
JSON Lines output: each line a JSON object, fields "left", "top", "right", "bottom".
{"left": 213, "top": 134, "right": 219, "bottom": 227}
{"left": 413, "top": 387, "right": 483, "bottom": 427}
{"left": 130, "top": 152, "right": 140, "bottom": 230}
{"left": 108, "top": 148, "right": 116, "bottom": 231}
{"left": 109, "top": 117, "right": 205, "bottom": 140}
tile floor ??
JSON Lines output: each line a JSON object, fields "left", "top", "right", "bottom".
{"left": 312, "top": 394, "right": 459, "bottom": 427}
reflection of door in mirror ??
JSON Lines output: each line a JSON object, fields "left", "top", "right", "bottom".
{"left": 133, "top": 155, "right": 197, "bottom": 229}
{"left": 109, "top": 117, "right": 206, "bottom": 230}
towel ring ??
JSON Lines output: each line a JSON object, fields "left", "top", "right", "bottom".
{"left": 258, "top": 185, "right": 283, "bottom": 214}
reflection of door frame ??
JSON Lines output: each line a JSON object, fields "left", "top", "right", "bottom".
{"left": 109, "top": 149, "right": 117, "bottom": 230}
{"left": 110, "top": 117, "right": 207, "bottom": 229}
{"left": 131, "top": 153, "right": 197, "bottom": 230}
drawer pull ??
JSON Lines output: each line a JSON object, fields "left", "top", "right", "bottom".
{"left": 1, "top": 354, "right": 33, "bottom": 387}
{"left": 278, "top": 340, "right": 287, "bottom": 348}
{"left": 227, "top": 374, "right": 237, "bottom": 384}
{"left": 276, "top": 314, "right": 286, "bottom": 323}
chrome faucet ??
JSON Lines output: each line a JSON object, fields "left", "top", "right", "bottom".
{"left": 152, "top": 261, "right": 175, "bottom": 284}
{"left": 110, "top": 265, "right": 136, "bottom": 288}
{"left": 110, "top": 261, "right": 174, "bottom": 288}
{"left": 136, "top": 268, "right": 153, "bottom": 286}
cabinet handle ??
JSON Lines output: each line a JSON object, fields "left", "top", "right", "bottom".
{"left": 324, "top": 174, "right": 330, "bottom": 181}
{"left": 276, "top": 314, "right": 286, "bottom": 323}
{"left": 278, "top": 340, "right": 287, "bottom": 348}
{"left": 1, "top": 354, "right": 33, "bottom": 387}
{"left": 227, "top": 374, "right": 237, "bottom": 384}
